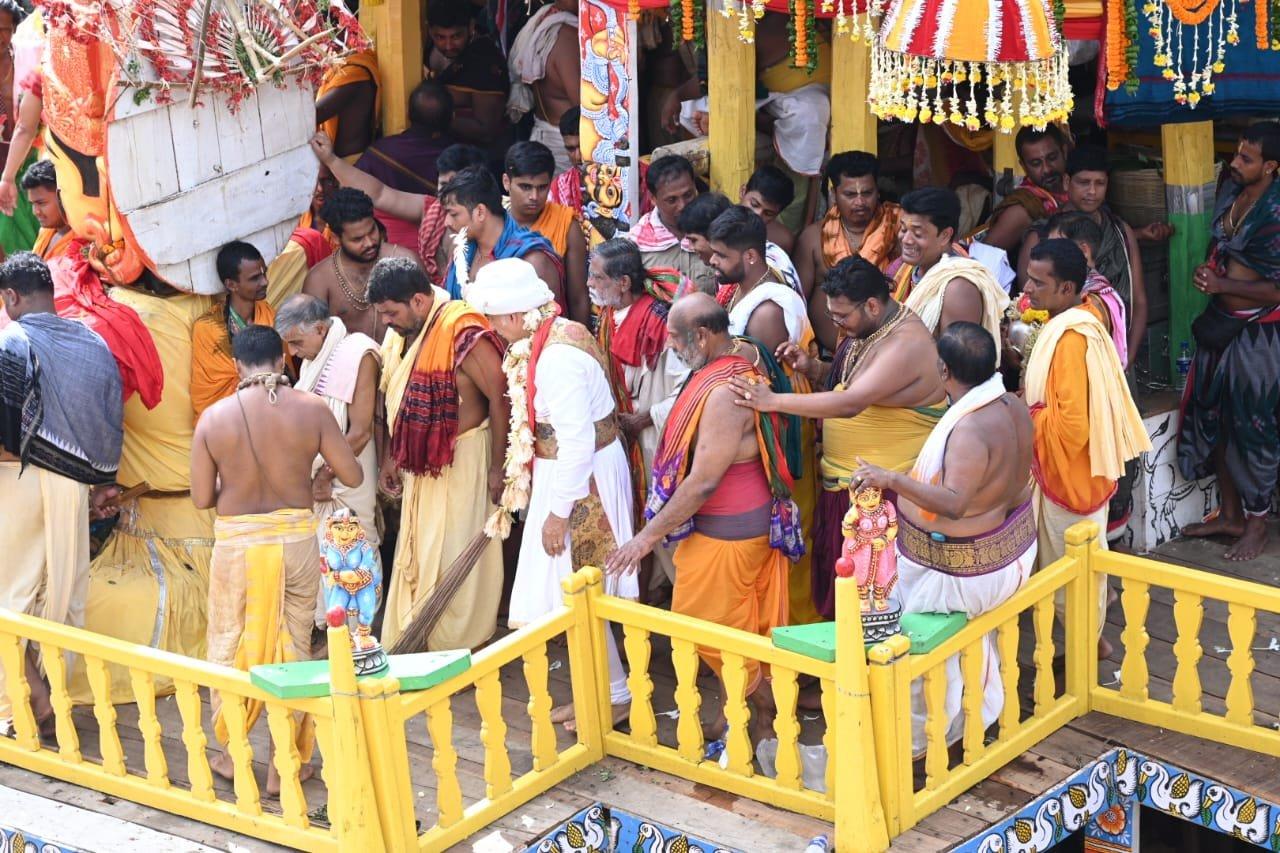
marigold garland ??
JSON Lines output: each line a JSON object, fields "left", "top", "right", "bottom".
{"left": 1143, "top": 0, "right": 1239, "bottom": 107}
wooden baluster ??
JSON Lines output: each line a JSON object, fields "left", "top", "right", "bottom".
{"left": 1224, "top": 603, "right": 1256, "bottom": 727}
{"left": 1118, "top": 579, "right": 1150, "bottom": 702}
{"left": 312, "top": 714, "right": 338, "bottom": 833}
{"left": 266, "top": 704, "right": 309, "bottom": 828}
{"left": 622, "top": 625, "right": 656, "bottom": 746}
{"left": 922, "top": 664, "right": 948, "bottom": 790}
{"left": 820, "top": 678, "right": 836, "bottom": 798}
{"left": 40, "top": 643, "right": 81, "bottom": 762}
{"left": 770, "top": 666, "right": 802, "bottom": 790}
{"left": 425, "top": 698, "right": 463, "bottom": 827}
{"left": 522, "top": 643, "right": 557, "bottom": 771}
{"left": 997, "top": 618, "right": 1020, "bottom": 737}
{"left": 475, "top": 671, "right": 513, "bottom": 799}
{"left": 1032, "top": 598, "right": 1056, "bottom": 714}
{"left": 671, "top": 638, "right": 703, "bottom": 762}
{"left": 84, "top": 656, "right": 126, "bottom": 776}
{"left": 220, "top": 695, "right": 262, "bottom": 814}
{"left": 128, "top": 669, "right": 169, "bottom": 787}
{"left": 1171, "top": 590, "right": 1204, "bottom": 714}
{"left": 0, "top": 634, "right": 38, "bottom": 750}
{"left": 720, "top": 652, "right": 754, "bottom": 777}
{"left": 959, "top": 641, "right": 985, "bottom": 765}
{"left": 174, "top": 679, "right": 215, "bottom": 802}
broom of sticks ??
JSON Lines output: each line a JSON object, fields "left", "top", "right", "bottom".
{"left": 386, "top": 509, "right": 508, "bottom": 655}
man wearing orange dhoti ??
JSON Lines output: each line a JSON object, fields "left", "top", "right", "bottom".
{"left": 191, "top": 326, "right": 363, "bottom": 794}
{"left": 23, "top": 160, "right": 78, "bottom": 262}
{"left": 1021, "top": 240, "right": 1149, "bottom": 654}
{"left": 191, "top": 242, "right": 275, "bottom": 421}
{"left": 795, "top": 152, "right": 902, "bottom": 350}
{"left": 503, "top": 142, "right": 589, "bottom": 324}
{"left": 608, "top": 294, "right": 804, "bottom": 742}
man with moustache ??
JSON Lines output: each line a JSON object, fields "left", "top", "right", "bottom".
{"left": 795, "top": 151, "right": 902, "bottom": 351}
{"left": 302, "top": 187, "right": 421, "bottom": 342}
{"left": 371, "top": 257, "right": 509, "bottom": 651}
{"left": 625, "top": 155, "right": 717, "bottom": 295}
{"left": 981, "top": 125, "right": 1069, "bottom": 256}
{"left": 1179, "top": 121, "right": 1280, "bottom": 562}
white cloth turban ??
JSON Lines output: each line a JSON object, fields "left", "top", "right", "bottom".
{"left": 466, "top": 257, "right": 555, "bottom": 315}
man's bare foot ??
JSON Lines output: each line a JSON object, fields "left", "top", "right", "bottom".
{"left": 1098, "top": 635, "right": 1114, "bottom": 660}
{"left": 703, "top": 710, "right": 727, "bottom": 742}
{"left": 1225, "top": 517, "right": 1270, "bottom": 562}
{"left": 209, "top": 751, "right": 235, "bottom": 782}
{"left": 562, "top": 702, "right": 629, "bottom": 733}
{"left": 550, "top": 703, "right": 575, "bottom": 725}
{"left": 1181, "top": 514, "right": 1245, "bottom": 539}
{"left": 267, "top": 761, "right": 316, "bottom": 797}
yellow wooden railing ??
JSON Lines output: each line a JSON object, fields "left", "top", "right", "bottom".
{"left": 1089, "top": 535, "right": 1280, "bottom": 757}
{"left": 2, "top": 522, "right": 1277, "bottom": 852}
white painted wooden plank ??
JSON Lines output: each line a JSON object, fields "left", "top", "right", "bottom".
{"left": 153, "top": 258, "right": 195, "bottom": 293}
{"left": 162, "top": 220, "right": 295, "bottom": 295}
{"left": 0, "top": 784, "right": 222, "bottom": 851}
{"left": 165, "top": 99, "right": 223, "bottom": 191}
{"left": 256, "top": 76, "right": 317, "bottom": 158}
{"left": 214, "top": 92, "right": 266, "bottom": 174}
{"left": 105, "top": 107, "right": 181, "bottom": 211}
{"left": 109, "top": 85, "right": 173, "bottom": 121}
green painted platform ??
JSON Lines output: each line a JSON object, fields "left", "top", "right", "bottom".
{"left": 771, "top": 612, "right": 969, "bottom": 662}
{"left": 250, "top": 650, "right": 472, "bottom": 699}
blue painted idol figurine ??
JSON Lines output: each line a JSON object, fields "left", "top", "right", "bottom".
{"left": 320, "top": 508, "right": 382, "bottom": 653}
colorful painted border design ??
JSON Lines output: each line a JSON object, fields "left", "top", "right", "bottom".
{"left": 578, "top": 0, "right": 640, "bottom": 235}
{"left": 529, "top": 802, "right": 741, "bottom": 852}
{"left": 954, "top": 748, "right": 1280, "bottom": 852}
{"left": 0, "top": 826, "right": 82, "bottom": 853}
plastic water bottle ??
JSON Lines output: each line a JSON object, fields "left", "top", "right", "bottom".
{"left": 803, "top": 836, "right": 830, "bottom": 853}
{"left": 1175, "top": 342, "right": 1192, "bottom": 391}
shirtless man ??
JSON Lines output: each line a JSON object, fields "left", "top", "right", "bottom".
{"left": 1179, "top": 121, "right": 1280, "bottom": 561}
{"left": 850, "top": 322, "right": 1036, "bottom": 751}
{"left": 606, "top": 293, "right": 803, "bottom": 743}
{"left": 302, "top": 187, "right": 420, "bottom": 341}
{"left": 795, "top": 152, "right": 902, "bottom": 351}
{"left": 509, "top": 0, "right": 579, "bottom": 174}
{"left": 730, "top": 257, "right": 946, "bottom": 619}
{"left": 191, "top": 325, "right": 362, "bottom": 793}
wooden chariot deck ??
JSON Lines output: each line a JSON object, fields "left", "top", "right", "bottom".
{"left": 1, "top": 525, "right": 1278, "bottom": 852}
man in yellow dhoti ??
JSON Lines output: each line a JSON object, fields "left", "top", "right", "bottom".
{"left": 1022, "top": 240, "right": 1149, "bottom": 655}
{"left": 191, "top": 325, "right": 363, "bottom": 793}
{"left": 734, "top": 257, "right": 946, "bottom": 619}
{"left": 371, "top": 258, "right": 510, "bottom": 652}
{"left": 0, "top": 254, "right": 122, "bottom": 736}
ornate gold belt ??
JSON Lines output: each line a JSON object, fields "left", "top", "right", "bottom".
{"left": 534, "top": 415, "right": 621, "bottom": 460}
{"left": 897, "top": 501, "right": 1036, "bottom": 577}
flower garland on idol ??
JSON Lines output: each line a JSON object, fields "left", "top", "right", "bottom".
{"left": 1141, "top": 0, "right": 1240, "bottom": 106}
{"left": 485, "top": 302, "right": 559, "bottom": 539}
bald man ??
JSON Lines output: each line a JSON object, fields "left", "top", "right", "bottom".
{"left": 606, "top": 293, "right": 804, "bottom": 744}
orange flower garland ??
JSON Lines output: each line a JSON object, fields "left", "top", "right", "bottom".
{"left": 629, "top": 0, "right": 640, "bottom": 19}
{"left": 682, "top": 0, "right": 695, "bottom": 41}
{"left": 1163, "top": 0, "right": 1219, "bottom": 26}
{"left": 1106, "top": 0, "right": 1130, "bottom": 89}
{"left": 1259, "top": 0, "right": 1270, "bottom": 48}
{"left": 795, "top": 0, "right": 809, "bottom": 65}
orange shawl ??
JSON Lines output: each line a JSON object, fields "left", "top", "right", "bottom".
{"left": 33, "top": 228, "right": 78, "bottom": 261}
{"left": 190, "top": 300, "right": 276, "bottom": 421}
{"left": 317, "top": 51, "right": 381, "bottom": 146}
{"left": 531, "top": 202, "right": 578, "bottom": 258}
{"left": 820, "top": 201, "right": 902, "bottom": 271}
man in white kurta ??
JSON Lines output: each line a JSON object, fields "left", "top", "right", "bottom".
{"left": 468, "top": 258, "right": 635, "bottom": 725}
{"left": 275, "top": 296, "right": 383, "bottom": 627}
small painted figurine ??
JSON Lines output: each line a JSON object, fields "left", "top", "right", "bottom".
{"left": 834, "top": 484, "right": 898, "bottom": 613}
{"left": 320, "top": 508, "right": 382, "bottom": 651}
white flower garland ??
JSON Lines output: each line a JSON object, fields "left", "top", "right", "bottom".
{"left": 452, "top": 226, "right": 471, "bottom": 296}
{"left": 482, "top": 304, "right": 558, "bottom": 540}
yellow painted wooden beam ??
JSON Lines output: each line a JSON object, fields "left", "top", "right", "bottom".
{"left": 830, "top": 36, "right": 876, "bottom": 154}
{"left": 707, "top": 5, "right": 755, "bottom": 195}
{"left": 361, "top": 0, "right": 422, "bottom": 136}
{"left": 994, "top": 129, "right": 1022, "bottom": 178}
{"left": 1161, "top": 119, "right": 1215, "bottom": 186}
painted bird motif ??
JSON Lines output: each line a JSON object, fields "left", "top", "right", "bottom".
{"left": 1204, "top": 786, "right": 1272, "bottom": 844}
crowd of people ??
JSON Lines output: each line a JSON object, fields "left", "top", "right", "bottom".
{"left": 1, "top": 0, "right": 1278, "bottom": 775}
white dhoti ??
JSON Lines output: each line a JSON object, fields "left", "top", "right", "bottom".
{"left": 531, "top": 116, "right": 573, "bottom": 176}
{"left": 0, "top": 462, "right": 90, "bottom": 723}
{"left": 897, "top": 504, "right": 1037, "bottom": 752}
{"left": 1034, "top": 485, "right": 1109, "bottom": 638}
{"left": 679, "top": 84, "right": 831, "bottom": 176}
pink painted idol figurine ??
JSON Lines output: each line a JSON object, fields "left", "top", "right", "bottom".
{"left": 834, "top": 484, "right": 902, "bottom": 640}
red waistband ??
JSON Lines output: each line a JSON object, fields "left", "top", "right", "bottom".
{"left": 699, "top": 460, "right": 772, "bottom": 516}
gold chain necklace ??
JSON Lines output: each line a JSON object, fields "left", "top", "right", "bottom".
{"left": 840, "top": 302, "right": 906, "bottom": 387}
{"left": 333, "top": 253, "right": 371, "bottom": 311}
{"left": 727, "top": 269, "right": 772, "bottom": 313}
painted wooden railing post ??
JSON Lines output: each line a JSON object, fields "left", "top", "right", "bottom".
{"left": 563, "top": 569, "right": 608, "bottom": 759}
{"left": 360, "top": 0, "right": 422, "bottom": 136}
{"left": 867, "top": 634, "right": 911, "bottom": 838}
{"left": 357, "top": 676, "right": 418, "bottom": 852}
{"left": 834, "top": 576, "right": 891, "bottom": 852}
{"left": 1064, "top": 521, "right": 1101, "bottom": 715}
{"left": 1162, "top": 120, "right": 1216, "bottom": 380}
{"left": 831, "top": 35, "right": 876, "bottom": 155}
{"left": 325, "top": 625, "right": 387, "bottom": 851}
{"left": 707, "top": 1, "right": 756, "bottom": 195}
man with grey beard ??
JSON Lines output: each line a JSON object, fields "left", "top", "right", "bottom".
{"left": 590, "top": 238, "right": 688, "bottom": 592}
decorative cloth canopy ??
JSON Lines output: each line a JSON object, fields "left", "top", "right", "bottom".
{"left": 867, "top": 0, "right": 1072, "bottom": 131}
